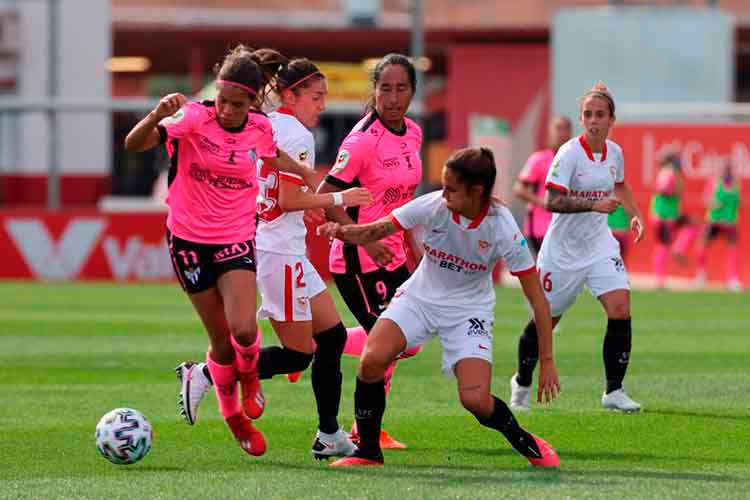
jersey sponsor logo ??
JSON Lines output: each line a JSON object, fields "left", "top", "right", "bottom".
{"left": 213, "top": 241, "right": 251, "bottom": 263}
{"left": 569, "top": 189, "right": 611, "bottom": 200}
{"left": 189, "top": 163, "right": 254, "bottom": 191}
{"left": 298, "top": 149, "right": 309, "bottom": 162}
{"left": 550, "top": 159, "right": 561, "bottom": 178}
{"left": 382, "top": 184, "right": 418, "bottom": 206}
{"left": 477, "top": 239, "right": 491, "bottom": 256}
{"left": 183, "top": 266, "right": 201, "bottom": 285}
{"left": 162, "top": 109, "right": 185, "bottom": 125}
{"left": 610, "top": 256, "right": 625, "bottom": 272}
{"left": 198, "top": 136, "right": 221, "bottom": 155}
{"left": 512, "top": 233, "right": 527, "bottom": 248}
{"left": 330, "top": 150, "right": 350, "bottom": 175}
{"left": 382, "top": 157, "right": 400, "bottom": 170}
{"left": 609, "top": 165, "right": 617, "bottom": 181}
{"left": 466, "top": 318, "right": 492, "bottom": 339}
{"left": 424, "top": 243, "right": 488, "bottom": 273}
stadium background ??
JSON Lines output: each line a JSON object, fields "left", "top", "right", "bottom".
{"left": 0, "top": 0, "right": 748, "bottom": 287}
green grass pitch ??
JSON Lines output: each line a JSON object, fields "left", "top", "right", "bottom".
{"left": 1, "top": 281, "right": 748, "bottom": 499}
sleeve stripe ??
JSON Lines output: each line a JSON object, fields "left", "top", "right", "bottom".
{"left": 545, "top": 182, "right": 569, "bottom": 194}
{"left": 389, "top": 214, "right": 405, "bottom": 231}
{"left": 324, "top": 175, "right": 354, "bottom": 189}
{"left": 510, "top": 266, "right": 537, "bottom": 277}
{"left": 279, "top": 172, "right": 305, "bottom": 185}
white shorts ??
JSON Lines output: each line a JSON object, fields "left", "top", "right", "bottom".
{"left": 256, "top": 251, "right": 327, "bottom": 322}
{"left": 538, "top": 253, "right": 630, "bottom": 317}
{"left": 380, "top": 290, "right": 494, "bottom": 377}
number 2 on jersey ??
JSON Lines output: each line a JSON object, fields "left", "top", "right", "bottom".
{"left": 286, "top": 262, "right": 306, "bottom": 289}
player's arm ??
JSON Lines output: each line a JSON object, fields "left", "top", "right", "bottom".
{"left": 545, "top": 187, "right": 620, "bottom": 214}
{"left": 513, "top": 180, "right": 543, "bottom": 207}
{"left": 614, "top": 182, "right": 645, "bottom": 242}
{"left": 317, "top": 216, "right": 401, "bottom": 246}
{"left": 517, "top": 270, "right": 560, "bottom": 404}
{"left": 125, "top": 93, "right": 187, "bottom": 152}
{"left": 265, "top": 151, "right": 318, "bottom": 190}
{"left": 278, "top": 179, "right": 372, "bottom": 212}
{"left": 316, "top": 180, "right": 356, "bottom": 225}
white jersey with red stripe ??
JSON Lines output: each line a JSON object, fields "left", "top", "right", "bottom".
{"left": 539, "top": 136, "right": 625, "bottom": 271}
{"left": 256, "top": 109, "right": 315, "bottom": 255}
{"left": 390, "top": 191, "right": 535, "bottom": 312}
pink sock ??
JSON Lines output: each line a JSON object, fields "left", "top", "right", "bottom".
{"left": 653, "top": 244, "right": 668, "bottom": 286}
{"left": 383, "top": 361, "right": 397, "bottom": 395}
{"left": 344, "top": 326, "right": 368, "bottom": 356}
{"left": 697, "top": 245, "right": 707, "bottom": 274}
{"left": 728, "top": 246, "right": 739, "bottom": 282}
{"left": 673, "top": 225, "right": 698, "bottom": 255}
{"left": 206, "top": 353, "right": 241, "bottom": 418}
{"left": 230, "top": 331, "right": 261, "bottom": 375}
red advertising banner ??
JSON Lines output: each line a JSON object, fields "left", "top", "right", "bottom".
{"left": 0, "top": 210, "right": 335, "bottom": 282}
{"left": 610, "top": 123, "right": 749, "bottom": 286}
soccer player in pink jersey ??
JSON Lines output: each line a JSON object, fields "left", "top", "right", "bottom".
{"left": 125, "top": 45, "right": 315, "bottom": 457}
{"left": 318, "top": 148, "right": 561, "bottom": 468}
{"left": 317, "top": 53, "right": 424, "bottom": 449}
{"left": 175, "top": 59, "right": 371, "bottom": 459}
{"left": 510, "top": 82, "right": 645, "bottom": 413}
{"left": 513, "top": 116, "right": 572, "bottom": 256}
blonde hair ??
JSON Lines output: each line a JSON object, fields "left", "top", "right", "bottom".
{"left": 578, "top": 80, "right": 616, "bottom": 118}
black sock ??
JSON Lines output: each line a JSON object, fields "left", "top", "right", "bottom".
{"left": 354, "top": 377, "right": 386, "bottom": 458}
{"left": 311, "top": 323, "right": 347, "bottom": 434}
{"left": 475, "top": 396, "right": 541, "bottom": 459}
{"left": 603, "top": 318, "right": 632, "bottom": 394}
{"left": 257, "top": 346, "right": 313, "bottom": 380}
{"left": 516, "top": 320, "right": 539, "bottom": 387}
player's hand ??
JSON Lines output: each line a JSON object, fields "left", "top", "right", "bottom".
{"left": 592, "top": 197, "right": 620, "bottom": 214}
{"left": 153, "top": 93, "right": 187, "bottom": 120}
{"left": 537, "top": 360, "right": 561, "bottom": 404}
{"left": 316, "top": 222, "right": 341, "bottom": 240}
{"left": 304, "top": 208, "right": 326, "bottom": 228}
{"left": 631, "top": 215, "right": 645, "bottom": 243}
{"left": 364, "top": 241, "right": 395, "bottom": 268}
{"left": 341, "top": 188, "right": 373, "bottom": 207}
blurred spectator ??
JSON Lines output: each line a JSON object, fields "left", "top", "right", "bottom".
{"left": 695, "top": 161, "right": 741, "bottom": 291}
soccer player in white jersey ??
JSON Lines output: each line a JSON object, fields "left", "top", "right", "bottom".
{"left": 318, "top": 147, "right": 561, "bottom": 468}
{"left": 510, "top": 82, "right": 645, "bottom": 413}
{"left": 176, "top": 58, "right": 372, "bottom": 459}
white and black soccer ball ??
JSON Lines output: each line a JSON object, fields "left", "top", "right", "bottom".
{"left": 95, "top": 408, "right": 153, "bottom": 465}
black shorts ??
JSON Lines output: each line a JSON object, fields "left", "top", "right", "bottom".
{"left": 332, "top": 265, "right": 411, "bottom": 332}
{"left": 167, "top": 230, "right": 257, "bottom": 294}
{"left": 705, "top": 223, "right": 737, "bottom": 243}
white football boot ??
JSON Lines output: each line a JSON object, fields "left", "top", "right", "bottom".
{"left": 176, "top": 361, "right": 212, "bottom": 425}
{"left": 311, "top": 429, "right": 357, "bottom": 460}
{"left": 602, "top": 388, "right": 641, "bottom": 413}
{"left": 509, "top": 373, "right": 532, "bottom": 412}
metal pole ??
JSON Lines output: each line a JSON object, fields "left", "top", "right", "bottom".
{"left": 47, "top": 0, "right": 59, "bottom": 210}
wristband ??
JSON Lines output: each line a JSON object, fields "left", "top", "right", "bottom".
{"left": 331, "top": 192, "right": 344, "bottom": 206}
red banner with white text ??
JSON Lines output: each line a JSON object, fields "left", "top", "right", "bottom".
{"left": 610, "top": 124, "right": 749, "bottom": 286}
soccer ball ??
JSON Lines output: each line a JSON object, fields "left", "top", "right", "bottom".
{"left": 95, "top": 408, "right": 153, "bottom": 465}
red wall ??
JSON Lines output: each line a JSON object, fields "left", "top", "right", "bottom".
{"left": 447, "top": 45, "right": 550, "bottom": 149}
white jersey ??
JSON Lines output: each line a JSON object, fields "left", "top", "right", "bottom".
{"left": 538, "top": 136, "right": 624, "bottom": 271}
{"left": 256, "top": 109, "right": 315, "bottom": 255}
{"left": 391, "top": 191, "right": 535, "bottom": 312}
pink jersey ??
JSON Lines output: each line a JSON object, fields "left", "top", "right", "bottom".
{"left": 159, "top": 101, "right": 277, "bottom": 244}
{"left": 326, "top": 113, "right": 423, "bottom": 274}
{"left": 517, "top": 149, "right": 554, "bottom": 239}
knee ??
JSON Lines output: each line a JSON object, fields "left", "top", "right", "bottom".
{"left": 227, "top": 317, "right": 257, "bottom": 344}
{"left": 459, "top": 389, "right": 493, "bottom": 418}
{"left": 608, "top": 303, "right": 630, "bottom": 320}
{"left": 358, "top": 352, "right": 390, "bottom": 383}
